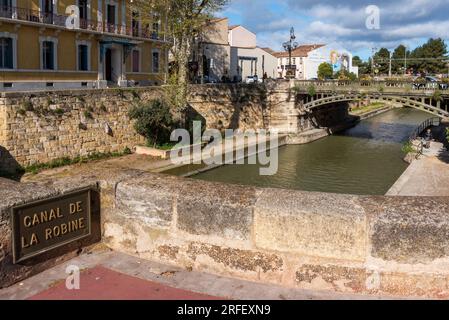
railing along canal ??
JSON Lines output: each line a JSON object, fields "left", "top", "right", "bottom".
{"left": 409, "top": 117, "right": 441, "bottom": 141}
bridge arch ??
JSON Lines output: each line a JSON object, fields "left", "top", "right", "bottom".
{"left": 302, "top": 94, "right": 449, "bottom": 119}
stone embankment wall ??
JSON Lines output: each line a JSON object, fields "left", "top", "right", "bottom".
{"left": 3, "top": 168, "right": 449, "bottom": 298}
{"left": 0, "top": 85, "right": 272, "bottom": 171}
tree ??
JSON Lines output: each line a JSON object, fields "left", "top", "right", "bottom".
{"left": 353, "top": 56, "right": 370, "bottom": 76}
{"left": 128, "top": 100, "right": 176, "bottom": 147}
{"left": 373, "top": 48, "right": 391, "bottom": 75}
{"left": 352, "top": 56, "right": 362, "bottom": 66}
{"left": 392, "top": 45, "right": 407, "bottom": 74}
{"left": 130, "top": 0, "right": 229, "bottom": 120}
{"left": 317, "top": 62, "right": 333, "bottom": 79}
{"left": 409, "top": 38, "right": 448, "bottom": 74}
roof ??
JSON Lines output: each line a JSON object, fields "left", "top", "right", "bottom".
{"left": 260, "top": 47, "right": 276, "bottom": 55}
{"left": 228, "top": 25, "right": 241, "bottom": 30}
{"left": 273, "top": 44, "right": 325, "bottom": 58}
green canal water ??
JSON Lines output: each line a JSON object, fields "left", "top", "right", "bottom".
{"left": 167, "top": 108, "right": 431, "bottom": 195}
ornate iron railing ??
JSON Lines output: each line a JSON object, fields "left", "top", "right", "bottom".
{"left": 0, "top": 5, "right": 167, "bottom": 41}
{"left": 293, "top": 80, "right": 449, "bottom": 91}
{"left": 409, "top": 117, "right": 441, "bottom": 141}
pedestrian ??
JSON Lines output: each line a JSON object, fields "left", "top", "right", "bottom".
{"left": 424, "top": 129, "right": 433, "bottom": 149}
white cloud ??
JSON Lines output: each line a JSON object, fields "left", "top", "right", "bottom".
{"left": 220, "top": 0, "right": 449, "bottom": 58}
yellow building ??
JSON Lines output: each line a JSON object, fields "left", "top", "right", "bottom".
{"left": 0, "top": 0, "right": 168, "bottom": 90}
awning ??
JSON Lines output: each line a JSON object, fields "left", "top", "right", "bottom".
{"left": 99, "top": 37, "right": 143, "bottom": 63}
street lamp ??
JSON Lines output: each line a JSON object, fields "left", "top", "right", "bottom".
{"left": 282, "top": 27, "right": 298, "bottom": 79}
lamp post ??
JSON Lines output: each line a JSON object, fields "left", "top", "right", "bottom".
{"left": 282, "top": 27, "right": 298, "bottom": 79}
{"left": 371, "top": 47, "right": 377, "bottom": 78}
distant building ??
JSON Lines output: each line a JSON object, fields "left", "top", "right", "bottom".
{"left": 228, "top": 25, "right": 278, "bottom": 81}
{"left": 275, "top": 45, "right": 359, "bottom": 79}
{"left": 191, "top": 19, "right": 277, "bottom": 82}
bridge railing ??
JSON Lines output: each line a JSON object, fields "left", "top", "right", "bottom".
{"left": 409, "top": 117, "right": 441, "bottom": 141}
{"left": 292, "top": 80, "right": 449, "bottom": 92}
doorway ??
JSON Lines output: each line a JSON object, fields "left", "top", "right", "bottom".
{"left": 105, "top": 48, "right": 112, "bottom": 81}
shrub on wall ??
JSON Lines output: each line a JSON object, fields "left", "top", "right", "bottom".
{"left": 128, "top": 99, "right": 176, "bottom": 147}
{"left": 307, "top": 84, "right": 316, "bottom": 97}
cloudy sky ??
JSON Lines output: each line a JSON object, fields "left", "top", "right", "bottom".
{"left": 220, "top": 0, "right": 449, "bottom": 60}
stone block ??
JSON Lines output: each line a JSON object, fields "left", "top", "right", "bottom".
{"left": 254, "top": 189, "right": 367, "bottom": 261}
{"left": 176, "top": 178, "right": 258, "bottom": 241}
{"left": 115, "top": 173, "right": 181, "bottom": 228}
{"left": 365, "top": 196, "right": 449, "bottom": 264}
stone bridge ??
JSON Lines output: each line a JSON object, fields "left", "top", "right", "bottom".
{"left": 267, "top": 80, "right": 449, "bottom": 134}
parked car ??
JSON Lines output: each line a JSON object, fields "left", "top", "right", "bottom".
{"left": 244, "top": 76, "right": 262, "bottom": 84}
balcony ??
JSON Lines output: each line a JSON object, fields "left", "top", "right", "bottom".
{"left": 0, "top": 5, "right": 167, "bottom": 41}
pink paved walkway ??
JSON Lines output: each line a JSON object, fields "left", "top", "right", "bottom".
{"left": 29, "top": 266, "right": 222, "bottom": 300}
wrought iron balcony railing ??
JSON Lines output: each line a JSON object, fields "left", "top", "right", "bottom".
{"left": 0, "top": 5, "right": 167, "bottom": 41}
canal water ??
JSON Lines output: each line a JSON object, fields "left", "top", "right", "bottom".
{"left": 169, "top": 108, "right": 430, "bottom": 195}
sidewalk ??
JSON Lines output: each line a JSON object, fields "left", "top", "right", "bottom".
{"left": 0, "top": 248, "right": 392, "bottom": 300}
{"left": 387, "top": 141, "right": 449, "bottom": 196}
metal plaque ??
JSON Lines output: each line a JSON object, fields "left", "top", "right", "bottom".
{"left": 11, "top": 188, "right": 92, "bottom": 264}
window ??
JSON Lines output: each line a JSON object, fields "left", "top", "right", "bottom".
{"left": 151, "top": 22, "right": 159, "bottom": 39}
{"left": 132, "top": 11, "right": 140, "bottom": 37}
{"left": 0, "top": 0, "right": 12, "bottom": 18}
{"left": 152, "top": 50, "right": 159, "bottom": 73}
{"left": 78, "top": 44, "right": 89, "bottom": 71}
{"left": 42, "top": 0, "right": 53, "bottom": 24}
{"left": 132, "top": 49, "right": 140, "bottom": 72}
{"left": 292, "top": 58, "right": 296, "bottom": 64}
{"left": 78, "top": 0, "right": 88, "bottom": 20}
{"left": 42, "top": 40, "right": 55, "bottom": 70}
{"left": 0, "top": 37, "right": 13, "bottom": 69}
{"left": 107, "top": 4, "right": 115, "bottom": 24}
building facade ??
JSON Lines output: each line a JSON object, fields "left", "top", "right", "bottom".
{"left": 191, "top": 19, "right": 277, "bottom": 82}
{"left": 228, "top": 25, "right": 277, "bottom": 81}
{"left": 275, "top": 45, "right": 359, "bottom": 80}
{"left": 0, "top": 0, "right": 168, "bottom": 91}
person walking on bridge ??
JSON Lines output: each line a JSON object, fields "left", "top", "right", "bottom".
{"left": 424, "top": 129, "right": 433, "bottom": 149}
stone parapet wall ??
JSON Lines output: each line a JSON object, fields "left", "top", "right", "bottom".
{"left": 2, "top": 168, "right": 449, "bottom": 297}
{"left": 104, "top": 173, "right": 449, "bottom": 299}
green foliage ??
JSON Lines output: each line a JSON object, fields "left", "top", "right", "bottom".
{"left": 337, "top": 69, "right": 357, "bottom": 81}
{"left": 446, "top": 128, "right": 449, "bottom": 143}
{"left": 373, "top": 48, "right": 391, "bottom": 74}
{"left": 131, "top": 0, "right": 229, "bottom": 115}
{"left": 432, "top": 90, "right": 443, "bottom": 102}
{"left": 22, "top": 100, "right": 34, "bottom": 112}
{"left": 409, "top": 38, "right": 448, "bottom": 74}
{"left": 128, "top": 99, "right": 176, "bottom": 147}
{"left": 83, "top": 110, "right": 93, "bottom": 119}
{"left": 317, "top": 62, "right": 333, "bottom": 80}
{"left": 307, "top": 84, "right": 316, "bottom": 97}
{"left": 401, "top": 141, "right": 415, "bottom": 154}
{"left": 54, "top": 108, "right": 64, "bottom": 115}
{"left": 131, "top": 89, "right": 140, "bottom": 101}
{"left": 391, "top": 44, "right": 408, "bottom": 74}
